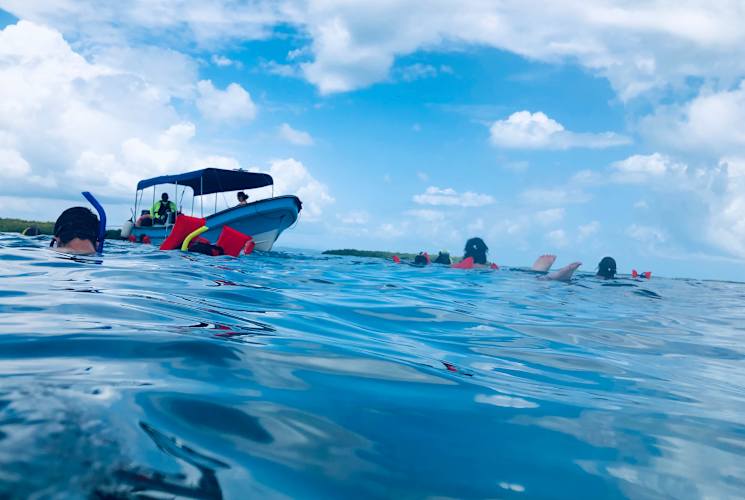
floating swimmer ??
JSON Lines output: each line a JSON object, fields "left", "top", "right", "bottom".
{"left": 452, "top": 237, "right": 499, "bottom": 269}
{"left": 596, "top": 256, "right": 617, "bottom": 279}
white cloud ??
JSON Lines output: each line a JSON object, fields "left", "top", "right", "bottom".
{"left": 397, "top": 63, "right": 447, "bottom": 82}
{"left": 0, "top": 20, "right": 199, "bottom": 199}
{"left": 211, "top": 54, "right": 235, "bottom": 67}
{"left": 337, "top": 210, "right": 369, "bottom": 225}
{"left": 413, "top": 186, "right": 494, "bottom": 207}
{"left": 0, "top": 147, "right": 31, "bottom": 178}
{"left": 405, "top": 209, "right": 444, "bottom": 222}
{"left": 534, "top": 208, "right": 565, "bottom": 226}
{"left": 611, "top": 153, "right": 687, "bottom": 183}
{"left": 196, "top": 80, "right": 257, "bottom": 122}
{"left": 489, "top": 111, "right": 630, "bottom": 150}
{"left": 416, "top": 171, "right": 429, "bottom": 181}
{"left": 578, "top": 221, "right": 600, "bottom": 240}
{"left": 545, "top": 229, "right": 569, "bottom": 248}
{"left": 626, "top": 224, "right": 667, "bottom": 244}
{"left": 640, "top": 82, "right": 745, "bottom": 157}
{"left": 6, "top": 1, "right": 745, "bottom": 101}
{"left": 521, "top": 188, "right": 591, "bottom": 206}
{"left": 268, "top": 158, "right": 333, "bottom": 221}
{"left": 278, "top": 123, "right": 314, "bottom": 146}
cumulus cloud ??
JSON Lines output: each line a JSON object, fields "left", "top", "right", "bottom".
{"left": 626, "top": 224, "right": 667, "bottom": 244}
{"left": 268, "top": 158, "right": 334, "bottom": 220}
{"left": 413, "top": 186, "right": 494, "bottom": 207}
{"left": 8, "top": 1, "right": 745, "bottom": 100}
{"left": 196, "top": 80, "right": 257, "bottom": 122}
{"left": 545, "top": 229, "right": 569, "bottom": 248}
{"left": 534, "top": 208, "right": 565, "bottom": 226}
{"left": 578, "top": 221, "right": 600, "bottom": 240}
{"left": 278, "top": 123, "right": 314, "bottom": 146}
{"left": 640, "top": 82, "right": 745, "bottom": 157}
{"left": 611, "top": 153, "right": 687, "bottom": 184}
{"left": 0, "top": 21, "right": 187, "bottom": 197}
{"left": 521, "top": 188, "right": 591, "bottom": 206}
{"left": 337, "top": 210, "right": 369, "bottom": 225}
{"left": 489, "top": 111, "right": 630, "bottom": 150}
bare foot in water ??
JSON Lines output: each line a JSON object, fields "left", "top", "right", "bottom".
{"left": 545, "top": 262, "right": 582, "bottom": 281}
{"left": 532, "top": 254, "right": 557, "bottom": 272}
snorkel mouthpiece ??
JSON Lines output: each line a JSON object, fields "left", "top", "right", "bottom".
{"left": 82, "top": 191, "right": 106, "bottom": 254}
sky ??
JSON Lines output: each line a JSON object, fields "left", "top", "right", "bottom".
{"left": 1, "top": 1, "right": 745, "bottom": 280}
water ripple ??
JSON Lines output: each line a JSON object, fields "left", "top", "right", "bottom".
{"left": 1, "top": 233, "right": 744, "bottom": 498}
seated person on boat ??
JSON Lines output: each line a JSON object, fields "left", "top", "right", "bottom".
{"left": 151, "top": 193, "right": 177, "bottom": 225}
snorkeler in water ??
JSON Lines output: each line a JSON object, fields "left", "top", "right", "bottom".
{"left": 50, "top": 207, "right": 99, "bottom": 255}
{"left": 597, "top": 256, "right": 617, "bottom": 279}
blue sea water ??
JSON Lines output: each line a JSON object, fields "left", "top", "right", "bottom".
{"left": 1, "top": 233, "right": 745, "bottom": 499}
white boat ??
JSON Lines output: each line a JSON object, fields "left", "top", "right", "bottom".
{"left": 122, "top": 168, "right": 302, "bottom": 251}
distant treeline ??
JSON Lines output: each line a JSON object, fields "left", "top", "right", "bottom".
{"left": 0, "top": 217, "right": 121, "bottom": 239}
{"left": 323, "top": 249, "right": 417, "bottom": 260}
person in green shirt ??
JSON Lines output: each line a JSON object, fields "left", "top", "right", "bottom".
{"left": 151, "top": 192, "right": 177, "bottom": 225}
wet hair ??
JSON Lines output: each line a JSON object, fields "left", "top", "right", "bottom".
{"left": 463, "top": 237, "right": 488, "bottom": 265}
{"left": 597, "top": 256, "right": 617, "bottom": 279}
{"left": 237, "top": 191, "right": 248, "bottom": 202}
{"left": 53, "top": 207, "right": 99, "bottom": 246}
{"left": 161, "top": 192, "right": 169, "bottom": 201}
{"left": 433, "top": 251, "right": 451, "bottom": 265}
{"left": 413, "top": 252, "right": 429, "bottom": 265}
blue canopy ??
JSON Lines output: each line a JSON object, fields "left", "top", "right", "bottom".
{"left": 136, "top": 168, "right": 273, "bottom": 195}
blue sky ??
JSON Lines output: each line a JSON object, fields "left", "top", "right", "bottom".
{"left": 1, "top": 2, "right": 745, "bottom": 280}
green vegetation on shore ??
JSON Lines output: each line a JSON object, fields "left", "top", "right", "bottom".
{"left": 0, "top": 217, "right": 121, "bottom": 239}
{"left": 323, "top": 249, "right": 417, "bottom": 260}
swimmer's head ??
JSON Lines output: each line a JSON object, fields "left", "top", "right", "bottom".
{"left": 597, "top": 256, "right": 617, "bottom": 279}
{"left": 413, "top": 252, "right": 429, "bottom": 265}
{"left": 52, "top": 207, "right": 99, "bottom": 250}
{"left": 463, "top": 237, "right": 488, "bottom": 265}
{"left": 434, "top": 250, "right": 451, "bottom": 265}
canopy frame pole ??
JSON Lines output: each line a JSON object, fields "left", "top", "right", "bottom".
{"left": 151, "top": 188, "right": 156, "bottom": 220}
{"left": 214, "top": 192, "right": 217, "bottom": 214}
{"left": 200, "top": 177, "right": 204, "bottom": 217}
{"left": 133, "top": 190, "right": 139, "bottom": 221}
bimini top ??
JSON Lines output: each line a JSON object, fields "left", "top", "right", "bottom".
{"left": 136, "top": 168, "right": 273, "bottom": 196}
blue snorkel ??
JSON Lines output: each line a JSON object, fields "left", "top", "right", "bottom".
{"left": 82, "top": 191, "right": 106, "bottom": 254}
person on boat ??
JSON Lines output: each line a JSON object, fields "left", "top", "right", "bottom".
{"left": 151, "top": 193, "right": 177, "bottom": 225}
{"left": 49, "top": 206, "right": 99, "bottom": 254}
{"left": 596, "top": 256, "right": 617, "bottom": 279}
{"left": 236, "top": 191, "right": 249, "bottom": 206}
{"left": 135, "top": 209, "right": 153, "bottom": 227}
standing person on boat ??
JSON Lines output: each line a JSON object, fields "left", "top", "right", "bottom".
{"left": 151, "top": 193, "right": 177, "bottom": 225}
{"left": 236, "top": 191, "right": 249, "bottom": 206}
{"left": 49, "top": 207, "right": 99, "bottom": 255}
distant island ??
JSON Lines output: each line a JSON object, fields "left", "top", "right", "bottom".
{"left": 0, "top": 217, "right": 120, "bottom": 239}
{"left": 322, "top": 249, "right": 417, "bottom": 259}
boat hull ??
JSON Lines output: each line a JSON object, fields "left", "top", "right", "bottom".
{"left": 131, "top": 196, "right": 301, "bottom": 251}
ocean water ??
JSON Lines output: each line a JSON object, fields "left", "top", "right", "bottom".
{"left": 1, "top": 233, "right": 745, "bottom": 499}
